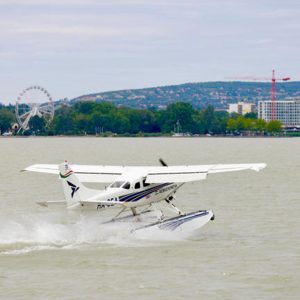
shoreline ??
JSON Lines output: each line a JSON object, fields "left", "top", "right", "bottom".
{"left": 0, "top": 135, "right": 297, "bottom": 139}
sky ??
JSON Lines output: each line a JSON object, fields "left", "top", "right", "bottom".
{"left": 0, "top": 0, "right": 299, "bottom": 103}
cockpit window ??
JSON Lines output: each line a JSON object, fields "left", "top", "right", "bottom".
{"left": 110, "top": 181, "right": 125, "bottom": 188}
{"left": 122, "top": 182, "right": 131, "bottom": 189}
{"left": 134, "top": 182, "right": 141, "bottom": 189}
{"left": 143, "top": 179, "right": 150, "bottom": 187}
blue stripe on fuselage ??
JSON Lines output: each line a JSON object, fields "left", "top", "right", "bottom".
{"left": 118, "top": 183, "right": 167, "bottom": 202}
{"left": 119, "top": 183, "right": 170, "bottom": 203}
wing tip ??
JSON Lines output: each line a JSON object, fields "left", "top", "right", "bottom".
{"left": 252, "top": 163, "right": 267, "bottom": 172}
{"left": 21, "top": 166, "right": 33, "bottom": 172}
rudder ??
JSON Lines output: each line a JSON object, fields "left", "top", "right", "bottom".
{"left": 59, "top": 161, "right": 99, "bottom": 209}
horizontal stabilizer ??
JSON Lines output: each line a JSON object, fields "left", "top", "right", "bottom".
{"left": 36, "top": 200, "right": 66, "bottom": 207}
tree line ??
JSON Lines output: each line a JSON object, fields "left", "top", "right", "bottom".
{"left": 0, "top": 101, "right": 282, "bottom": 135}
{"left": 0, "top": 104, "right": 15, "bottom": 134}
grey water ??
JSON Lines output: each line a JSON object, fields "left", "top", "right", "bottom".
{"left": 0, "top": 137, "right": 299, "bottom": 300}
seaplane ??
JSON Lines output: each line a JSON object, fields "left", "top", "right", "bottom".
{"left": 23, "top": 159, "right": 266, "bottom": 235}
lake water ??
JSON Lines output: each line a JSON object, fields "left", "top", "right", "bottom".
{"left": 0, "top": 137, "right": 299, "bottom": 300}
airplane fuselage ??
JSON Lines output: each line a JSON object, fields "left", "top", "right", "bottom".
{"left": 84, "top": 181, "right": 181, "bottom": 211}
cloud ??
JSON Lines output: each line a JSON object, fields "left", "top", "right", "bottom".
{"left": 0, "top": 6, "right": 169, "bottom": 42}
{"left": 1, "top": 0, "right": 300, "bottom": 103}
{"left": 259, "top": 8, "right": 300, "bottom": 18}
{"left": 0, "top": 0, "right": 89, "bottom": 5}
{"left": 2, "top": 23, "right": 159, "bottom": 38}
{"left": 252, "top": 38, "right": 273, "bottom": 46}
{"left": 0, "top": 0, "right": 200, "bottom": 7}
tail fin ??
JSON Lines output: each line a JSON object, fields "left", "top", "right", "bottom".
{"left": 59, "top": 161, "right": 99, "bottom": 209}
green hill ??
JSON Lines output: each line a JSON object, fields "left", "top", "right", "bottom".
{"left": 71, "top": 81, "right": 300, "bottom": 109}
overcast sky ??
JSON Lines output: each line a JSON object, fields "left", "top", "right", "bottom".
{"left": 0, "top": 0, "right": 299, "bottom": 103}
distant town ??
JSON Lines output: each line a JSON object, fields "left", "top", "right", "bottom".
{"left": 1, "top": 81, "right": 300, "bottom": 136}
{"left": 71, "top": 81, "right": 300, "bottom": 110}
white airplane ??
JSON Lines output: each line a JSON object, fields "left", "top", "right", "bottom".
{"left": 23, "top": 160, "right": 266, "bottom": 233}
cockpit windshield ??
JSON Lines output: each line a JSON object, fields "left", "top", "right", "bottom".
{"left": 110, "top": 181, "right": 125, "bottom": 188}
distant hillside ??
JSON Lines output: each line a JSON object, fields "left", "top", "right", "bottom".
{"left": 71, "top": 81, "right": 300, "bottom": 110}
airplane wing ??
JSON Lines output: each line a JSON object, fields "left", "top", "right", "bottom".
{"left": 23, "top": 164, "right": 124, "bottom": 183}
{"left": 23, "top": 163, "right": 266, "bottom": 183}
{"left": 145, "top": 163, "right": 266, "bottom": 183}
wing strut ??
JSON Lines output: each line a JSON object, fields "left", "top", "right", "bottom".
{"left": 165, "top": 198, "right": 183, "bottom": 215}
{"left": 111, "top": 206, "right": 128, "bottom": 220}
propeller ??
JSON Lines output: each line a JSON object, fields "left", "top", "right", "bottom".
{"left": 159, "top": 158, "right": 168, "bottom": 167}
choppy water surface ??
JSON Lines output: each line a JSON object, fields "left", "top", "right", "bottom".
{"left": 0, "top": 137, "right": 299, "bottom": 300}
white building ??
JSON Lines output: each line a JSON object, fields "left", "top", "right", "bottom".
{"left": 228, "top": 102, "right": 255, "bottom": 115}
{"left": 258, "top": 100, "right": 300, "bottom": 127}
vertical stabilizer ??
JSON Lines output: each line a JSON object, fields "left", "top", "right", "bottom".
{"left": 59, "top": 161, "right": 99, "bottom": 209}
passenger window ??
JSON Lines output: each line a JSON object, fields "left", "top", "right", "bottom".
{"left": 122, "top": 182, "right": 130, "bottom": 189}
{"left": 143, "top": 179, "right": 150, "bottom": 187}
{"left": 134, "top": 182, "right": 141, "bottom": 189}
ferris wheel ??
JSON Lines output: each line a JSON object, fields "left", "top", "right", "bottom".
{"left": 16, "top": 86, "right": 54, "bottom": 132}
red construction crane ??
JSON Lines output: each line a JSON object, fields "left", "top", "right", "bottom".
{"left": 227, "top": 70, "right": 291, "bottom": 120}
